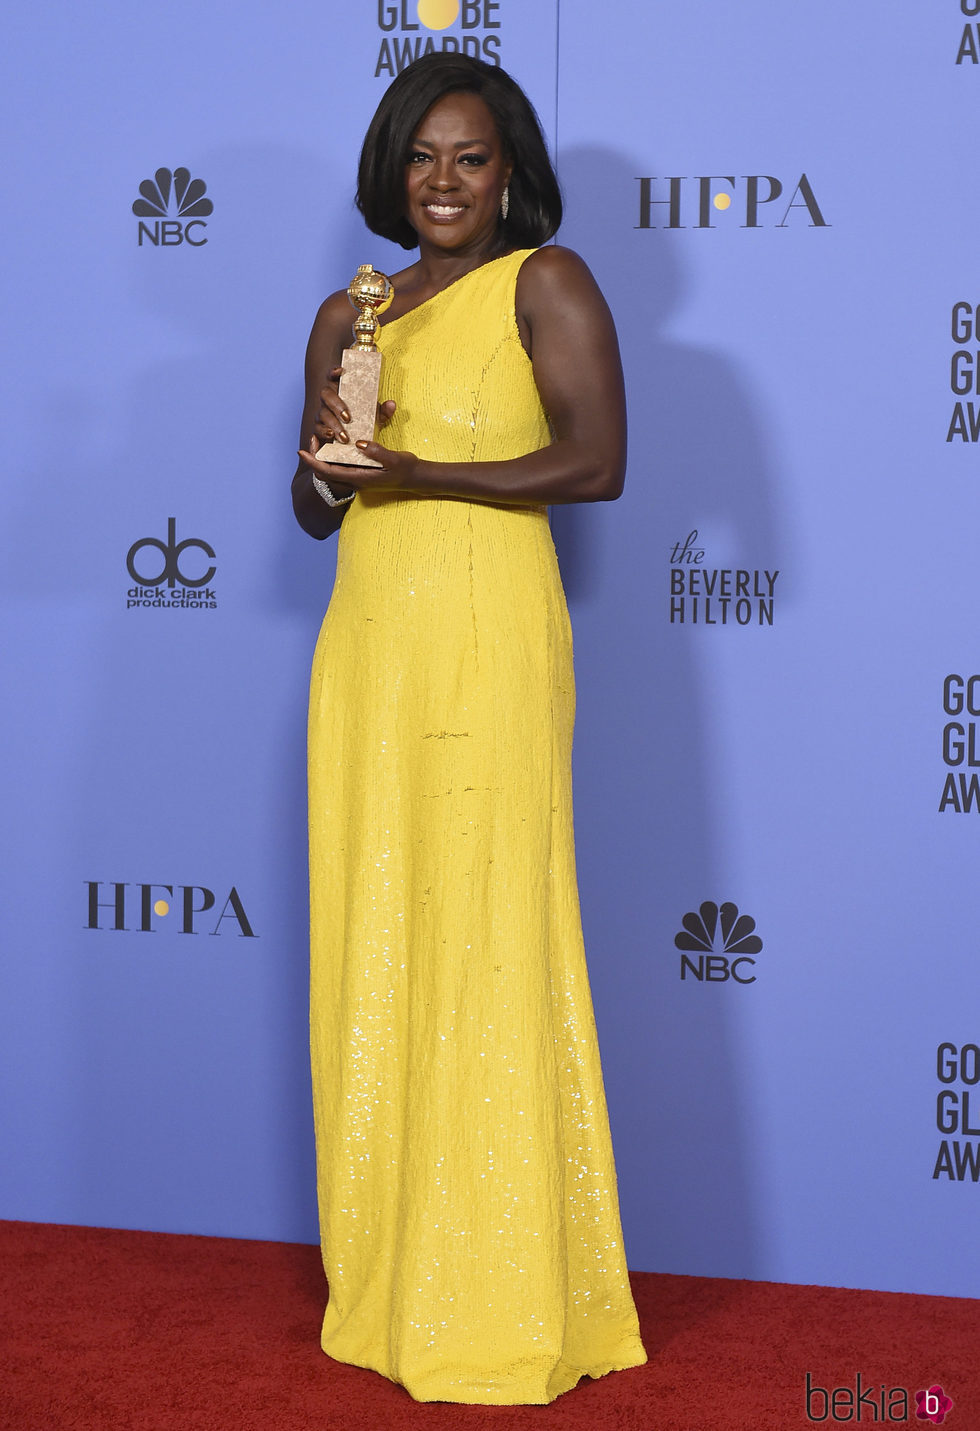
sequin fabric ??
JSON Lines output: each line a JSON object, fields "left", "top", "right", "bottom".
{"left": 307, "top": 249, "right": 647, "bottom": 1404}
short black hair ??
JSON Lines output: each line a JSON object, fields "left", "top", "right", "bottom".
{"left": 356, "top": 53, "right": 562, "bottom": 251}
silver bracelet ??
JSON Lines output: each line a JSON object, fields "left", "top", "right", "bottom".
{"left": 312, "top": 473, "right": 356, "bottom": 507}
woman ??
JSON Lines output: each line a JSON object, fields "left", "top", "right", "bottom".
{"left": 292, "top": 52, "right": 646, "bottom": 1404}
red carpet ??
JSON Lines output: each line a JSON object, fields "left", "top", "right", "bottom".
{"left": 1, "top": 1220, "right": 975, "bottom": 1430}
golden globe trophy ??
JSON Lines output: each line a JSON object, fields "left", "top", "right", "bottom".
{"left": 316, "top": 264, "right": 394, "bottom": 469}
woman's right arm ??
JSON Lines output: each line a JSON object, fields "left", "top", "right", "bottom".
{"left": 291, "top": 292, "right": 357, "bottom": 540}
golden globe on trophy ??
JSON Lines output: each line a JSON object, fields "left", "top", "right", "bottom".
{"left": 316, "top": 264, "right": 394, "bottom": 469}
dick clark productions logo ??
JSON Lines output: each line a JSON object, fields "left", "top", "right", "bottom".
{"left": 133, "top": 167, "right": 212, "bottom": 246}
{"left": 126, "top": 518, "right": 217, "bottom": 610}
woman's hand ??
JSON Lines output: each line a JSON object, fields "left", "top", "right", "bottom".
{"left": 301, "top": 364, "right": 407, "bottom": 493}
{"left": 311, "top": 366, "right": 399, "bottom": 450}
{"left": 296, "top": 432, "right": 422, "bottom": 492}
{"left": 310, "top": 366, "right": 353, "bottom": 449}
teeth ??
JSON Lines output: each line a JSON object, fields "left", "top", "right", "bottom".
{"left": 427, "top": 204, "right": 464, "bottom": 215}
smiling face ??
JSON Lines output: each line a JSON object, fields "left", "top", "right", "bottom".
{"left": 404, "top": 90, "right": 512, "bottom": 256}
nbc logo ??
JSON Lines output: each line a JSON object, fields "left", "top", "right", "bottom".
{"left": 674, "top": 901, "right": 763, "bottom": 983}
{"left": 133, "top": 167, "right": 213, "bottom": 247}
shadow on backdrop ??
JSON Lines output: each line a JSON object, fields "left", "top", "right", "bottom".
{"left": 553, "top": 144, "right": 786, "bottom": 1278}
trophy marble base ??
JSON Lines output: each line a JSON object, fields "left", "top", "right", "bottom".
{"left": 315, "top": 348, "right": 383, "bottom": 469}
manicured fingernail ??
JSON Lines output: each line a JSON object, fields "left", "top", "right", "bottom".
{"left": 342, "top": 410, "right": 351, "bottom": 422}
{"left": 355, "top": 440, "right": 368, "bottom": 449}
{"left": 337, "top": 432, "right": 349, "bottom": 443}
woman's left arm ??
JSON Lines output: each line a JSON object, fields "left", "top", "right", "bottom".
{"left": 296, "top": 247, "right": 627, "bottom": 505}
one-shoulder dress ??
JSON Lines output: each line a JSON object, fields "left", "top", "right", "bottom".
{"left": 307, "top": 248, "right": 646, "bottom": 1404}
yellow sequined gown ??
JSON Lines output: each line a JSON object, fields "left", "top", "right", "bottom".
{"left": 307, "top": 248, "right": 646, "bottom": 1404}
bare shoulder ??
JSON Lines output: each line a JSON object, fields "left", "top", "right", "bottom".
{"left": 389, "top": 259, "right": 421, "bottom": 287}
{"left": 516, "top": 245, "right": 606, "bottom": 316}
{"left": 306, "top": 288, "right": 360, "bottom": 377}
{"left": 311, "top": 287, "right": 355, "bottom": 341}
{"left": 519, "top": 244, "right": 598, "bottom": 289}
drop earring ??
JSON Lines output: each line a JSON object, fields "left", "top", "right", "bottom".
{"left": 500, "top": 185, "right": 509, "bottom": 221}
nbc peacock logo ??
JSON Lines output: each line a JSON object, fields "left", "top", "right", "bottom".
{"left": 132, "top": 167, "right": 213, "bottom": 247}
{"left": 674, "top": 900, "right": 763, "bottom": 984}
{"left": 375, "top": 1, "right": 502, "bottom": 78}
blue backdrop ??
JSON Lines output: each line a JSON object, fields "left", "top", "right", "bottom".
{"left": 2, "top": 0, "right": 978, "bottom": 1300}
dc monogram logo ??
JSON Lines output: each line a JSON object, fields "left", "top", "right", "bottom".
{"left": 127, "top": 518, "right": 216, "bottom": 589}
{"left": 133, "top": 167, "right": 213, "bottom": 246}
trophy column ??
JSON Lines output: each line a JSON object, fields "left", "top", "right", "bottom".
{"left": 316, "top": 264, "right": 394, "bottom": 471}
